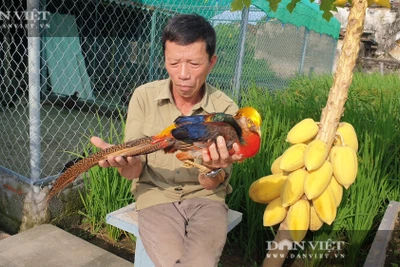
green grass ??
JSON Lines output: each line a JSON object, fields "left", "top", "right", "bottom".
{"left": 77, "top": 112, "right": 134, "bottom": 242}
{"left": 78, "top": 71, "right": 400, "bottom": 266}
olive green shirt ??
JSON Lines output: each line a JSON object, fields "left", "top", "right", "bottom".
{"left": 124, "top": 78, "right": 238, "bottom": 210}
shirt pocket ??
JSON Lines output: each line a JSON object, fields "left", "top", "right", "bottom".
{"left": 142, "top": 121, "right": 171, "bottom": 168}
{"left": 174, "top": 165, "right": 199, "bottom": 183}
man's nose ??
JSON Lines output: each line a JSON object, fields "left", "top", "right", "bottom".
{"left": 178, "top": 63, "right": 190, "bottom": 79}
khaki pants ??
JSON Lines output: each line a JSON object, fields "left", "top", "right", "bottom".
{"left": 138, "top": 198, "right": 229, "bottom": 267}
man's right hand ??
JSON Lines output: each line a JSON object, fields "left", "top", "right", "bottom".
{"left": 90, "top": 136, "right": 143, "bottom": 180}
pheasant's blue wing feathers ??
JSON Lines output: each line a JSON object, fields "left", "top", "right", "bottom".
{"left": 174, "top": 115, "right": 207, "bottom": 126}
{"left": 172, "top": 113, "right": 240, "bottom": 144}
{"left": 171, "top": 123, "right": 221, "bottom": 143}
{"left": 173, "top": 113, "right": 229, "bottom": 126}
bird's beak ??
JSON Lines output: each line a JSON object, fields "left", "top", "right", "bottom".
{"left": 256, "top": 128, "right": 262, "bottom": 137}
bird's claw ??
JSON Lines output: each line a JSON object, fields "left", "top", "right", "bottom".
{"left": 182, "top": 160, "right": 211, "bottom": 173}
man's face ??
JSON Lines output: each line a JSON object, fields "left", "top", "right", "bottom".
{"left": 165, "top": 40, "right": 217, "bottom": 99}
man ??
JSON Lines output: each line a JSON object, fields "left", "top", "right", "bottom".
{"left": 91, "top": 14, "right": 242, "bottom": 267}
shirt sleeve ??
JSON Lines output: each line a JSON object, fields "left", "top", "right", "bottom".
{"left": 123, "top": 87, "right": 149, "bottom": 171}
{"left": 124, "top": 88, "right": 146, "bottom": 142}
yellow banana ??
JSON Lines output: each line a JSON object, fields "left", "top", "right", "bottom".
{"left": 280, "top": 168, "right": 307, "bottom": 207}
{"left": 287, "top": 199, "right": 310, "bottom": 242}
{"left": 249, "top": 173, "right": 287, "bottom": 204}
{"left": 304, "top": 161, "right": 333, "bottom": 200}
{"left": 334, "top": 122, "right": 358, "bottom": 152}
{"left": 312, "top": 186, "right": 337, "bottom": 225}
{"left": 374, "top": 0, "right": 391, "bottom": 8}
{"left": 280, "top": 143, "right": 307, "bottom": 172}
{"left": 263, "top": 197, "right": 288, "bottom": 227}
{"left": 333, "top": 0, "right": 347, "bottom": 6}
{"left": 330, "top": 145, "right": 358, "bottom": 189}
{"left": 330, "top": 176, "right": 343, "bottom": 207}
{"left": 271, "top": 156, "right": 283, "bottom": 174}
{"left": 286, "top": 118, "right": 319, "bottom": 144}
{"left": 304, "top": 139, "right": 329, "bottom": 171}
{"left": 309, "top": 205, "right": 323, "bottom": 231}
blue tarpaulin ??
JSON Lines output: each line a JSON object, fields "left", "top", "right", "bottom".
{"left": 42, "top": 13, "right": 93, "bottom": 100}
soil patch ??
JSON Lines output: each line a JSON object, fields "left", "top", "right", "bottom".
{"left": 385, "top": 211, "right": 400, "bottom": 266}
{"left": 68, "top": 224, "right": 136, "bottom": 263}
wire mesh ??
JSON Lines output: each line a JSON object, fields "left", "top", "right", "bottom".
{"left": 0, "top": 0, "right": 338, "bottom": 181}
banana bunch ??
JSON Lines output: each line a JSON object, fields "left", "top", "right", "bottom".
{"left": 333, "top": 0, "right": 391, "bottom": 8}
{"left": 249, "top": 118, "right": 358, "bottom": 242}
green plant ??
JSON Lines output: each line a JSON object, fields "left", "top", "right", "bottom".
{"left": 227, "top": 72, "right": 400, "bottom": 265}
{"left": 78, "top": 112, "right": 134, "bottom": 242}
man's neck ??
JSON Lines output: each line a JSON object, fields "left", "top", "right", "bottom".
{"left": 172, "top": 85, "right": 205, "bottom": 115}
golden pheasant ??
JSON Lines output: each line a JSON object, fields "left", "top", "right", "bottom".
{"left": 47, "top": 106, "right": 262, "bottom": 200}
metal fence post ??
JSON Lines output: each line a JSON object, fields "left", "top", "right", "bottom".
{"left": 27, "top": 0, "right": 42, "bottom": 182}
{"left": 149, "top": 10, "right": 158, "bottom": 82}
{"left": 331, "top": 38, "right": 338, "bottom": 74}
{"left": 40, "top": 0, "right": 48, "bottom": 93}
{"left": 299, "top": 28, "right": 310, "bottom": 75}
{"left": 233, "top": 7, "right": 249, "bottom": 103}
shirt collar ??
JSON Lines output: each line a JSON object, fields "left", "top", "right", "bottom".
{"left": 154, "top": 78, "right": 174, "bottom": 103}
{"left": 193, "top": 83, "right": 216, "bottom": 114}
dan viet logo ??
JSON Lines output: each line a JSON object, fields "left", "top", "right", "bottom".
{"left": 266, "top": 238, "right": 346, "bottom": 259}
{"left": 0, "top": 9, "right": 50, "bottom": 29}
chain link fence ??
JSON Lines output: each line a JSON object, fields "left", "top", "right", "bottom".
{"left": 0, "top": 0, "right": 338, "bottom": 182}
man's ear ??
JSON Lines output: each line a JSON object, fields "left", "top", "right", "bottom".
{"left": 208, "top": 54, "right": 218, "bottom": 73}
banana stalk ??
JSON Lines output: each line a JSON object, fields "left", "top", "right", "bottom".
{"left": 263, "top": 0, "right": 368, "bottom": 266}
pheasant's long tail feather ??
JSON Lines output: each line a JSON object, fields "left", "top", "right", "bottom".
{"left": 47, "top": 136, "right": 172, "bottom": 200}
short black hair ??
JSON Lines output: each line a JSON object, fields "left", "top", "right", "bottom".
{"left": 161, "top": 13, "right": 216, "bottom": 60}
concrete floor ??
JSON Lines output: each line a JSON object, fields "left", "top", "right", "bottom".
{"left": 0, "top": 229, "right": 10, "bottom": 240}
{"left": 0, "top": 224, "right": 133, "bottom": 267}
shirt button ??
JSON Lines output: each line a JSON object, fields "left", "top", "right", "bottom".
{"left": 175, "top": 187, "right": 183, "bottom": 191}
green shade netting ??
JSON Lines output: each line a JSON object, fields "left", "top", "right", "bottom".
{"left": 252, "top": 0, "right": 341, "bottom": 39}
{"left": 110, "top": 0, "right": 340, "bottom": 39}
